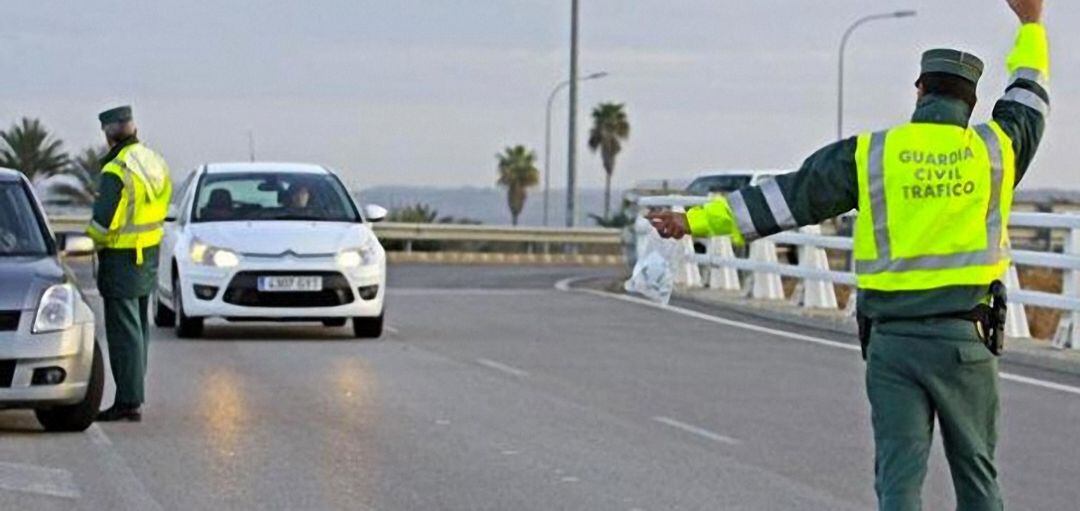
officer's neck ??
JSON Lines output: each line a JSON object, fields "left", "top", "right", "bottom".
{"left": 911, "top": 94, "right": 972, "bottom": 128}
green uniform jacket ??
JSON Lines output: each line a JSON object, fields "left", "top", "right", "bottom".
{"left": 686, "top": 28, "right": 1049, "bottom": 320}
{"left": 91, "top": 136, "right": 159, "bottom": 299}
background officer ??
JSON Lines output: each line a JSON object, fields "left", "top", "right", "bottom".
{"left": 648, "top": 0, "right": 1048, "bottom": 509}
{"left": 86, "top": 106, "right": 173, "bottom": 422}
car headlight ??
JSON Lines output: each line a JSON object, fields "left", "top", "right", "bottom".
{"left": 33, "top": 283, "right": 76, "bottom": 334}
{"left": 336, "top": 243, "right": 380, "bottom": 268}
{"left": 190, "top": 238, "right": 240, "bottom": 268}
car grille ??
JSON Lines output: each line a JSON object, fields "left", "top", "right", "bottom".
{"left": 0, "top": 311, "right": 19, "bottom": 332}
{"left": 223, "top": 271, "right": 355, "bottom": 308}
{"left": 0, "top": 360, "right": 15, "bottom": 387}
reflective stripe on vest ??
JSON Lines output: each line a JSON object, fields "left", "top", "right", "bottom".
{"left": 852, "top": 122, "right": 1015, "bottom": 291}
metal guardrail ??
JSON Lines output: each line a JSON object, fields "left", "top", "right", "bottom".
{"left": 46, "top": 215, "right": 625, "bottom": 265}
{"left": 634, "top": 197, "right": 1080, "bottom": 348}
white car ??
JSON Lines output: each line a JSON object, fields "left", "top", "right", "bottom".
{"left": 153, "top": 163, "right": 388, "bottom": 339}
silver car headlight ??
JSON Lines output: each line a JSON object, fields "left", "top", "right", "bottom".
{"left": 336, "top": 242, "right": 380, "bottom": 268}
{"left": 33, "top": 283, "right": 76, "bottom": 333}
{"left": 190, "top": 238, "right": 240, "bottom": 268}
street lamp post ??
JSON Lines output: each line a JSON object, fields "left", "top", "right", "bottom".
{"left": 566, "top": 0, "right": 580, "bottom": 227}
{"left": 543, "top": 72, "right": 608, "bottom": 226}
{"left": 837, "top": 10, "right": 916, "bottom": 139}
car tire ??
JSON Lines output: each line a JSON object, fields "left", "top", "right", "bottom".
{"left": 153, "top": 292, "right": 175, "bottom": 328}
{"left": 352, "top": 313, "right": 384, "bottom": 339}
{"left": 322, "top": 318, "right": 347, "bottom": 328}
{"left": 35, "top": 342, "right": 104, "bottom": 432}
{"left": 174, "top": 275, "right": 204, "bottom": 339}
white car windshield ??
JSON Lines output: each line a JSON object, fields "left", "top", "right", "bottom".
{"left": 193, "top": 172, "right": 360, "bottom": 223}
{"left": 0, "top": 182, "right": 48, "bottom": 256}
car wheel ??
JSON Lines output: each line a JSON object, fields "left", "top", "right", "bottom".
{"left": 352, "top": 313, "right": 384, "bottom": 339}
{"left": 322, "top": 318, "right": 347, "bottom": 328}
{"left": 35, "top": 342, "right": 104, "bottom": 432}
{"left": 174, "top": 275, "right": 204, "bottom": 338}
{"left": 153, "top": 291, "right": 175, "bottom": 327}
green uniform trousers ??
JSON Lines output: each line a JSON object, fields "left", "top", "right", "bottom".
{"left": 866, "top": 318, "right": 1002, "bottom": 511}
{"left": 103, "top": 296, "right": 151, "bottom": 407}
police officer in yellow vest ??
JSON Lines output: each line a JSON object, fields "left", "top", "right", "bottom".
{"left": 649, "top": 1, "right": 1048, "bottom": 509}
{"left": 86, "top": 106, "right": 172, "bottom": 422}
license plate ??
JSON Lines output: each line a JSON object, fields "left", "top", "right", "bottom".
{"left": 257, "top": 276, "right": 323, "bottom": 292}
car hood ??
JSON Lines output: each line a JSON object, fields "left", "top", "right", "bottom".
{"left": 188, "top": 221, "right": 374, "bottom": 256}
{"left": 0, "top": 256, "right": 66, "bottom": 310}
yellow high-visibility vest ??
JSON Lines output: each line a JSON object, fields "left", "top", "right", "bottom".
{"left": 86, "top": 143, "right": 172, "bottom": 265}
{"left": 852, "top": 122, "right": 1015, "bottom": 291}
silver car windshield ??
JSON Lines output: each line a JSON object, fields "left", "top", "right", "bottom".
{"left": 192, "top": 172, "right": 360, "bottom": 223}
{"left": 0, "top": 182, "right": 47, "bottom": 256}
{"left": 686, "top": 175, "right": 753, "bottom": 195}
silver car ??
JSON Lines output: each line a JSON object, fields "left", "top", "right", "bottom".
{"left": 0, "top": 168, "right": 102, "bottom": 431}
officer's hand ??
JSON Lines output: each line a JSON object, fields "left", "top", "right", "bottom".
{"left": 1006, "top": 0, "right": 1043, "bottom": 23}
{"left": 646, "top": 211, "right": 690, "bottom": 239}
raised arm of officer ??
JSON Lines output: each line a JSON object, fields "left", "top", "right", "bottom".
{"left": 995, "top": 0, "right": 1049, "bottom": 185}
{"left": 649, "top": 0, "right": 1049, "bottom": 242}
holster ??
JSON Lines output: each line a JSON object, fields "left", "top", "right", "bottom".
{"left": 857, "top": 312, "right": 872, "bottom": 361}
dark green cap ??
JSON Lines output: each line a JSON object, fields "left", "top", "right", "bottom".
{"left": 919, "top": 49, "right": 984, "bottom": 85}
{"left": 98, "top": 105, "right": 133, "bottom": 125}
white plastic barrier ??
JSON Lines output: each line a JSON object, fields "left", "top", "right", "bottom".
{"left": 636, "top": 196, "right": 1080, "bottom": 346}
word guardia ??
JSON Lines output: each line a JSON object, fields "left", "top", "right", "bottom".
{"left": 898, "top": 148, "right": 979, "bottom": 200}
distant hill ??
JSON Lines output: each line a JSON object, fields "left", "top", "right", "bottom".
{"left": 355, "top": 186, "right": 625, "bottom": 227}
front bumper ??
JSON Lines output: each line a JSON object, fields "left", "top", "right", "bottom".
{"left": 0, "top": 320, "right": 95, "bottom": 408}
{"left": 177, "top": 257, "right": 386, "bottom": 319}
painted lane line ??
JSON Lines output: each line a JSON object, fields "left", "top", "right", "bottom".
{"left": 582, "top": 288, "right": 858, "bottom": 352}
{"left": 653, "top": 416, "right": 741, "bottom": 446}
{"left": 562, "top": 283, "right": 1080, "bottom": 398}
{"left": 999, "top": 372, "right": 1080, "bottom": 397}
{"left": 0, "top": 461, "right": 80, "bottom": 499}
{"left": 476, "top": 358, "right": 530, "bottom": 378}
{"left": 385, "top": 326, "right": 401, "bottom": 335}
{"left": 391, "top": 288, "right": 552, "bottom": 297}
{"left": 87, "top": 423, "right": 113, "bottom": 446}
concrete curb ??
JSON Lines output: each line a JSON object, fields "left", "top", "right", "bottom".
{"left": 582, "top": 278, "right": 1080, "bottom": 377}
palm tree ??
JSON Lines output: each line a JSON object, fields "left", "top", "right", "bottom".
{"left": 0, "top": 118, "right": 69, "bottom": 181}
{"left": 587, "top": 102, "right": 630, "bottom": 220}
{"left": 496, "top": 145, "right": 540, "bottom": 226}
{"left": 44, "top": 146, "right": 108, "bottom": 205}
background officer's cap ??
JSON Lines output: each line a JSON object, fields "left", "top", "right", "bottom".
{"left": 98, "top": 105, "right": 133, "bottom": 126}
{"left": 919, "top": 49, "right": 984, "bottom": 85}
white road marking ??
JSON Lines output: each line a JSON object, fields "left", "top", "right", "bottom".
{"left": 385, "top": 326, "right": 400, "bottom": 335}
{"left": 0, "top": 461, "right": 80, "bottom": 499}
{"left": 87, "top": 423, "right": 113, "bottom": 446}
{"left": 392, "top": 288, "right": 551, "bottom": 297}
{"left": 476, "top": 358, "right": 530, "bottom": 378}
{"left": 653, "top": 416, "right": 741, "bottom": 446}
{"left": 562, "top": 282, "right": 1080, "bottom": 398}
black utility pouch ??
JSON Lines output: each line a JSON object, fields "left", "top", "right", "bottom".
{"left": 857, "top": 312, "right": 872, "bottom": 361}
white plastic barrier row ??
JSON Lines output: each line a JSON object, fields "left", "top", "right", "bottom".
{"left": 635, "top": 197, "right": 1080, "bottom": 347}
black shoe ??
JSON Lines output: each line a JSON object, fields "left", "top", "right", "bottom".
{"left": 97, "top": 405, "right": 142, "bottom": 422}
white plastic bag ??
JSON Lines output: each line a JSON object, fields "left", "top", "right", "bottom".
{"left": 624, "top": 217, "right": 685, "bottom": 305}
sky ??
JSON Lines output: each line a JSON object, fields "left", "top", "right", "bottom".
{"left": 1, "top": 1, "right": 1076, "bottom": 191}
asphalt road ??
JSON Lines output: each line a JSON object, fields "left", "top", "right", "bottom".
{"left": 1, "top": 263, "right": 1079, "bottom": 510}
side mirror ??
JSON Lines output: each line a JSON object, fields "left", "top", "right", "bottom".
{"left": 61, "top": 234, "right": 96, "bottom": 257}
{"left": 363, "top": 204, "right": 388, "bottom": 223}
{"left": 165, "top": 204, "right": 178, "bottom": 223}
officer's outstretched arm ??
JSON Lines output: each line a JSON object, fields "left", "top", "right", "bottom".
{"left": 991, "top": 2, "right": 1049, "bottom": 186}
{"left": 683, "top": 138, "right": 860, "bottom": 244}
